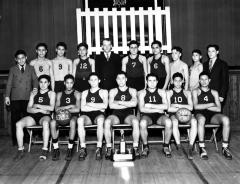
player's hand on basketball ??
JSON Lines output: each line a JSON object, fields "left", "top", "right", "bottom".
{"left": 219, "top": 97, "right": 224, "bottom": 102}
{"left": 5, "top": 97, "right": 10, "bottom": 106}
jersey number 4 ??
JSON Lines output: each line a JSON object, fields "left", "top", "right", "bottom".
{"left": 204, "top": 96, "right": 208, "bottom": 102}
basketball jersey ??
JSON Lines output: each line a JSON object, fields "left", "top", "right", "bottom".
{"left": 150, "top": 56, "right": 166, "bottom": 79}
{"left": 114, "top": 88, "right": 132, "bottom": 102}
{"left": 170, "top": 89, "right": 188, "bottom": 105}
{"left": 33, "top": 91, "right": 50, "bottom": 105}
{"left": 75, "top": 58, "right": 91, "bottom": 79}
{"left": 86, "top": 89, "right": 103, "bottom": 103}
{"left": 52, "top": 58, "right": 71, "bottom": 81}
{"left": 32, "top": 59, "right": 51, "bottom": 77}
{"left": 144, "top": 89, "right": 162, "bottom": 104}
{"left": 198, "top": 89, "right": 215, "bottom": 104}
{"left": 60, "top": 90, "right": 76, "bottom": 107}
{"left": 126, "top": 55, "right": 144, "bottom": 78}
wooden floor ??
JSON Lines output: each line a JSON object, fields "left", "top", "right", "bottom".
{"left": 0, "top": 132, "right": 240, "bottom": 184}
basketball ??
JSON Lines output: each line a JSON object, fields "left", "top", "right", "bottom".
{"left": 176, "top": 108, "right": 192, "bottom": 123}
{"left": 55, "top": 109, "right": 71, "bottom": 126}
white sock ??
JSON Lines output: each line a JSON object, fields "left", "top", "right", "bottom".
{"left": 107, "top": 143, "right": 112, "bottom": 148}
{"left": 68, "top": 143, "right": 73, "bottom": 149}
{"left": 222, "top": 142, "right": 229, "bottom": 148}
{"left": 42, "top": 147, "right": 48, "bottom": 151}
{"left": 53, "top": 142, "right": 59, "bottom": 149}
{"left": 199, "top": 142, "right": 205, "bottom": 148}
{"left": 97, "top": 142, "right": 102, "bottom": 148}
{"left": 81, "top": 143, "right": 86, "bottom": 148}
{"left": 18, "top": 146, "right": 24, "bottom": 151}
{"left": 133, "top": 142, "right": 138, "bottom": 148}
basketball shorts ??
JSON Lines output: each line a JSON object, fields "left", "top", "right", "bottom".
{"left": 141, "top": 113, "right": 164, "bottom": 124}
{"left": 30, "top": 113, "right": 51, "bottom": 124}
{"left": 74, "top": 78, "right": 90, "bottom": 92}
{"left": 81, "top": 111, "right": 105, "bottom": 123}
{"left": 112, "top": 108, "right": 134, "bottom": 123}
{"left": 194, "top": 109, "right": 217, "bottom": 123}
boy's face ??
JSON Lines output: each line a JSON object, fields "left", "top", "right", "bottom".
{"left": 39, "top": 78, "right": 50, "bottom": 90}
{"left": 129, "top": 44, "right": 138, "bottom": 55}
{"left": 208, "top": 47, "right": 219, "bottom": 60}
{"left": 64, "top": 78, "right": 74, "bottom": 91}
{"left": 199, "top": 75, "right": 210, "bottom": 87}
{"left": 78, "top": 46, "right": 87, "bottom": 57}
{"left": 171, "top": 49, "right": 181, "bottom": 61}
{"left": 173, "top": 76, "right": 183, "bottom": 89}
{"left": 88, "top": 75, "right": 100, "bottom": 88}
{"left": 15, "top": 54, "right": 27, "bottom": 66}
{"left": 151, "top": 44, "right": 161, "bottom": 55}
{"left": 102, "top": 40, "right": 112, "bottom": 53}
{"left": 116, "top": 74, "right": 127, "bottom": 87}
{"left": 192, "top": 52, "right": 202, "bottom": 62}
{"left": 56, "top": 46, "right": 66, "bottom": 57}
{"left": 147, "top": 76, "right": 158, "bottom": 89}
{"left": 36, "top": 46, "right": 47, "bottom": 58}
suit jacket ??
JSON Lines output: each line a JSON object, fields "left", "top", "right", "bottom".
{"left": 203, "top": 58, "right": 229, "bottom": 99}
{"left": 95, "top": 52, "right": 122, "bottom": 90}
{"left": 6, "top": 64, "right": 38, "bottom": 101}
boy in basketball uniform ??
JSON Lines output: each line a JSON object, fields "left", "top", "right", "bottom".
{"left": 122, "top": 40, "right": 147, "bottom": 91}
{"left": 104, "top": 72, "right": 140, "bottom": 160}
{"left": 52, "top": 42, "right": 72, "bottom": 92}
{"left": 72, "top": 43, "right": 95, "bottom": 92}
{"left": 30, "top": 43, "right": 55, "bottom": 90}
{"left": 14, "top": 75, "right": 55, "bottom": 161}
{"left": 77, "top": 73, "right": 108, "bottom": 160}
{"left": 167, "top": 72, "right": 197, "bottom": 159}
{"left": 50, "top": 74, "right": 81, "bottom": 161}
{"left": 138, "top": 73, "right": 172, "bottom": 158}
{"left": 192, "top": 71, "right": 232, "bottom": 160}
{"left": 170, "top": 46, "right": 189, "bottom": 90}
{"left": 147, "top": 40, "right": 170, "bottom": 90}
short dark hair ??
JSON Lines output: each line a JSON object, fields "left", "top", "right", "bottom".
{"left": 199, "top": 71, "right": 211, "bottom": 79}
{"left": 192, "top": 49, "right": 202, "bottom": 55}
{"left": 128, "top": 40, "right": 139, "bottom": 47}
{"left": 117, "top": 71, "right": 127, "bottom": 78}
{"left": 207, "top": 44, "right": 219, "bottom": 51}
{"left": 172, "top": 72, "right": 184, "bottom": 80}
{"left": 56, "top": 42, "right": 67, "bottom": 50}
{"left": 172, "top": 46, "right": 182, "bottom": 54}
{"left": 146, "top": 73, "right": 158, "bottom": 81}
{"left": 36, "top": 43, "right": 48, "bottom": 50}
{"left": 102, "top": 38, "right": 112, "bottom": 45}
{"left": 64, "top": 74, "right": 75, "bottom": 82}
{"left": 14, "top": 49, "right": 27, "bottom": 58}
{"left": 38, "top": 74, "right": 51, "bottom": 82}
{"left": 88, "top": 72, "right": 99, "bottom": 80}
{"left": 151, "top": 40, "right": 162, "bottom": 48}
{"left": 77, "top": 42, "right": 88, "bottom": 50}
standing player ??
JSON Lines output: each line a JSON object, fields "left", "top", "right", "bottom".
{"left": 73, "top": 43, "right": 95, "bottom": 92}
{"left": 52, "top": 42, "right": 72, "bottom": 92}
{"left": 170, "top": 46, "right": 189, "bottom": 90}
{"left": 77, "top": 73, "right": 108, "bottom": 160}
{"left": 104, "top": 72, "right": 140, "bottom": 160}
{"left": 147, "top": 40, "right": 170, "bottom": 90}
{"left": 192, "top": 71, "right": 232, "bottom": 160}
{"left": 50, "top": 74, "right": 81, "bottom": 161}
{"left": 167, "top": 72, "right": 197, "bottom": 159}
{"left": 30, "top": 43, "right": 55, "bottom": 90}
{"left": 95, "top": 38, "right": 121, "bottom": 90}
{"left": 138, "top": 73, "right": 172, "bottom": 158}
{"left": 122, "top": 40, "right": 147, "bottom": 91}
{"left": 14, "top": 75, "right": 55, "bottom": 160}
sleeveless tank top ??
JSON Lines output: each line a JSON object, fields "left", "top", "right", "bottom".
{"left": 126, "top": 55, "right": 144, "bottom": 78}
{"left": 75, "top": 58, "right": 92, "bottom": 79}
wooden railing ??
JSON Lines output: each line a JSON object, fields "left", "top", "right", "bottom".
{"left": 0, "top": 69, "right": 240, "bottom": 135}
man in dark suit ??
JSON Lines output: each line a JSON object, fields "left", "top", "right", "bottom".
{"left": 95, "top": 38, "right": 122, "bottom": 90}
{"left": 203, "top": 44, "right": 229, "bottom": 105}
{"left": 5, "top": 50, "right": 38, "bottom": 145}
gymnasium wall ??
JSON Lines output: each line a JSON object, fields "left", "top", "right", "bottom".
{"left": 0, "top": 0, "right": 239, "bottom": 70}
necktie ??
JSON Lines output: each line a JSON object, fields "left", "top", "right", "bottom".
{"left": 20, "top": 65, "right": 24, "bottom": 73}
{"left": 209, "top": 60, "right": 213, "bottom": 72}
{"left": 106, "top": 53, "right": 110, "bottom": 61}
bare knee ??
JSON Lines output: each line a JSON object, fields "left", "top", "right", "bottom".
{"left": 165, "top": 118, "right": 172, "bottom": 129}
{"left": 77, "top": 117, "right": 85, "bottom": 127}
{"left": 197, "top": 117, "right": 206, "bottom": 127}
{"left": 140, "top": 120, "right": 148, "bottom": 130}
{"left": 222, "top": 116, "right": 230, "bottom": 127}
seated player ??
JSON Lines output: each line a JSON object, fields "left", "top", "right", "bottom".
{"left": 73, "top": 42, "right": 95, "bottom": 92}
{"left": 50, "top": 74, "right": 81, "bottom": 161}
{"left": 104, "top": 72, "right": 140, "bottom": 160}
{"left": 77, "top": 73, "right": 108, "bottom": 160}
{"left": 14, "top": 75, "right": 55, "bottom": 161}
{"left": 138, "top": 73, "right": 172, "bottom": 158}
{"left": 30, "top": 43, "right": 55, "bottom": 90}
{"left": 167, "top": 72, "right": 197, "bottom": 159}
{"left": 192, "top": 71, "right": 232, "bottom": 160}
{"left": 52, "top": 42, "right": 72, "bottom": 92}
{"left": 122, "top": 40, "right": 147, "bottom": 91}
